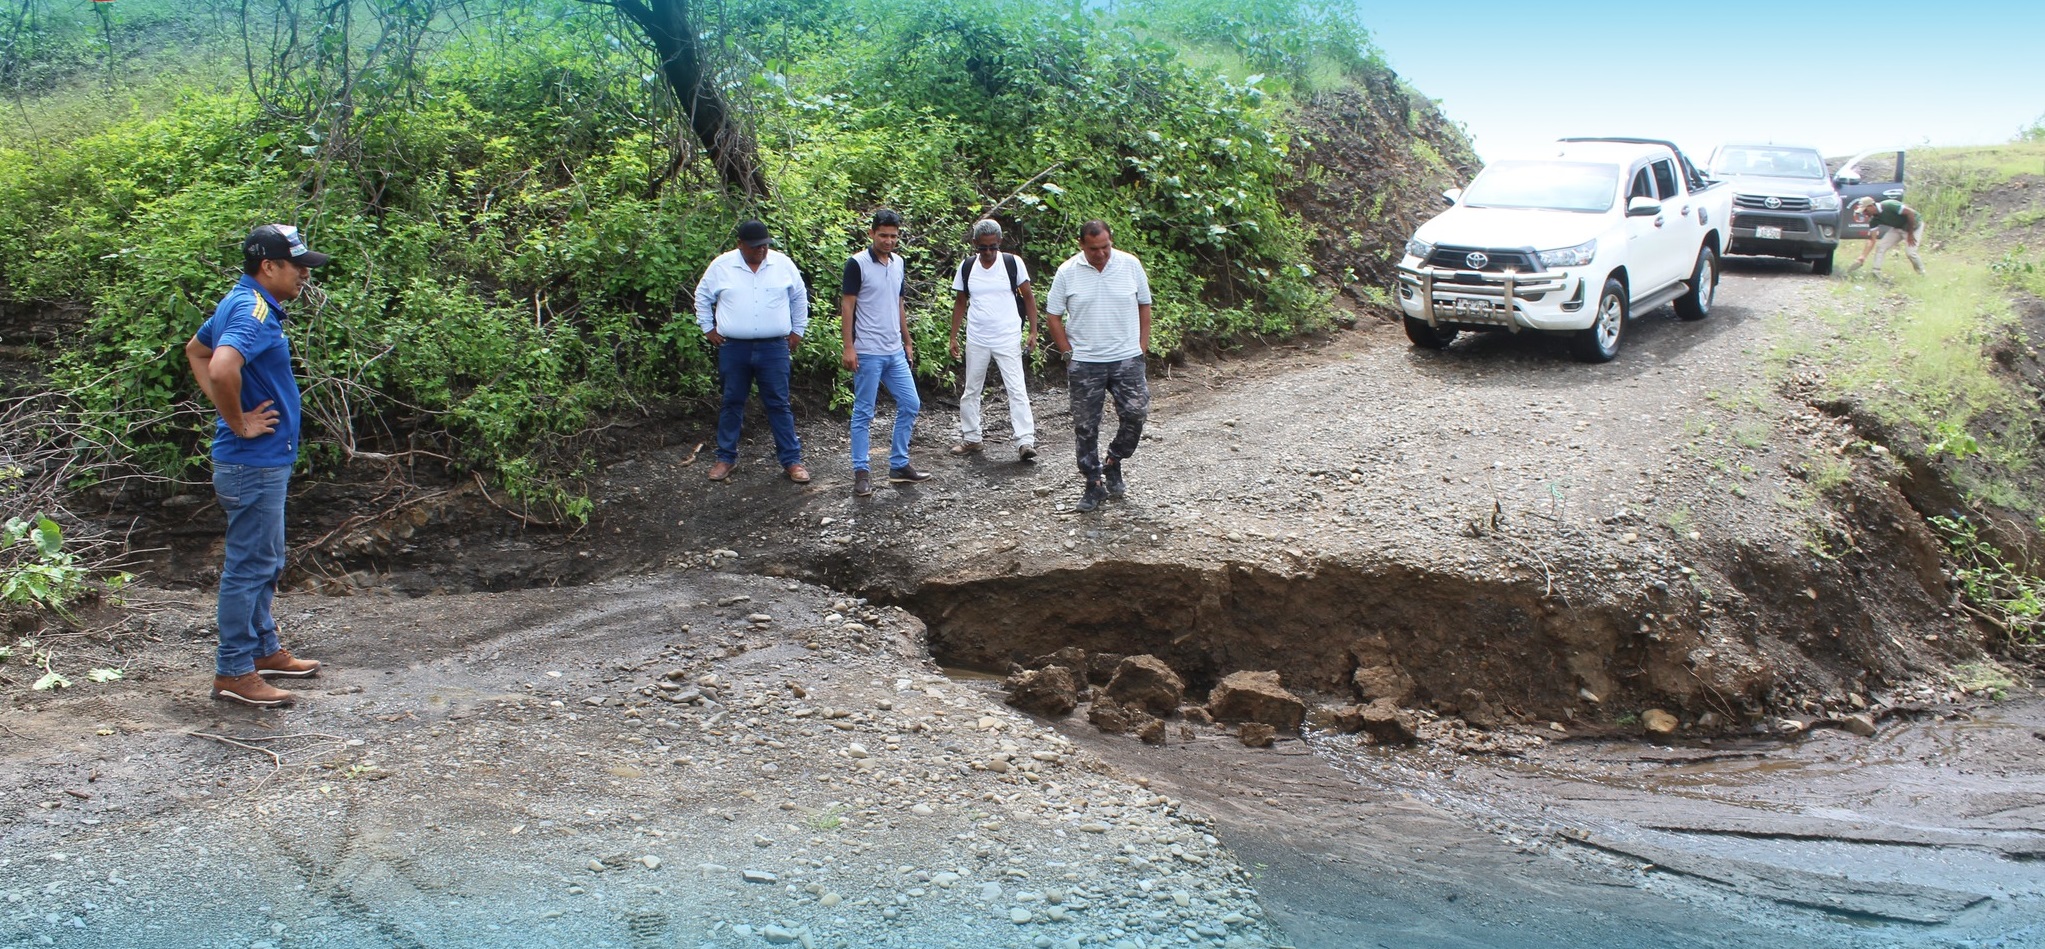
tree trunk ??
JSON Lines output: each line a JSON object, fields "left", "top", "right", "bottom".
{"left": 612, "top": 0, "right": 768, "bottom": 198}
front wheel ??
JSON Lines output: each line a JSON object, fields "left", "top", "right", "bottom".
{"left": 1675, "top": 245, "right": 1717, "bottom": 321}
{"left": 1404, "top": 315, "right": 1459, "bottom": 350}
{"left": 1810, "top": 252, "right": 1835, "bottom": 276}
{"left": 1571, "top": 279, "right": 1628, "bottom": 363}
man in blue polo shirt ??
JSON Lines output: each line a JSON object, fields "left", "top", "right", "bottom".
{"left": 184, "top": 224, "right": 328, "bottom": 707}
{"left": 840, "top": 209, "right": 932, "bottom": 497}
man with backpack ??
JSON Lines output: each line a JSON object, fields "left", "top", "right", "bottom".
{"left": 947, "top": 219, "right": 1039, "bottom": 462}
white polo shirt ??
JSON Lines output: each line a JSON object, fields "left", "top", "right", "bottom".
{"left": 1047, "top": 249, "right": 1150, "bottom": 363}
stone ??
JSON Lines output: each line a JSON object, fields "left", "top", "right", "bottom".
{"left": 638, "top": 855, "right": 661, "bottom": 870}
{"left": 1180, "top": 705, "right": 1212, "bottom": 724}
{"left": 1104, "top": 655, "right": 1185, "bottom": 717}
{"left": 1031, "top": 646, "right": 1088, "bottom": 671}
{"left": 761, "top": 925, "right": 798, "bottom": 944}
{"left": 742, "top": 870, "right": 778, "bottom": 884}
{"left": 1457, "top": 689, "right": 1505, "bottom": 730}
{"left": 1237, "top": 723, "right": 1276, "bottom": 748}
{"left": 910, "top": 803, "right": 934, "bottom": 816}
{"left": 1010, "top": 908, "right": 1032, "bottom": 924}
{"left": 1839, "top": 713, "right": 1877, "bottom": 737}
{"left": 1641, "top": 709, "right": 1680, "bottom": 735}
{"left": 1351, "top": 663, "right": 1416, "bottom": 705}
{"left": 1003, "top": 666, "right": 1081, "bottom": 718}
{"left": 819, "top": 893, "right": 842, "bottom": 907}
{"left": 1083, "top": 652, "right": 1127, "bottom": 686}
{"left": 1356, "top": 699, "right": 1417, "bottom": 745}
{"left": 1087, "top": 699, "right": 1139, "bottom": 735}
{"left": 1135, "top": 718, "right": 1166, "bottom": 745}
{"left": 1207, "top": 671, "right": 1306, "bottom": 732}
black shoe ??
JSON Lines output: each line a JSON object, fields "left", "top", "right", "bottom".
{"left": 853, "top": 469, "right": 873, "bottom": 497}
{"left": 888, "top": 465, "right": 932, "bottom": 484}
{"left": 1075, "top": 480, "right": 1109, "bottom": 513}
{"left": 1103, "top": 460, "right": 1126, "bottom": 499}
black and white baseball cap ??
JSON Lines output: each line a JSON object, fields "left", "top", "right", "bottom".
{"left": 243, "top": 224, "right": 330, "bottom": 268}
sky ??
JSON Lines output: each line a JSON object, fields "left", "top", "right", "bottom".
{"left": 1358, "top": 0, "right": 2044, "bottom": 164}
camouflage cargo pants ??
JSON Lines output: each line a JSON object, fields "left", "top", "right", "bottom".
{"left": 1068, "top": 355, "right": 1149, "bottom": 483}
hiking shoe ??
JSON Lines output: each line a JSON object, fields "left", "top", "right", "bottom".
{"left": 950, "top": 442, "right": 982, "bottom": 456}
{"left": 1017, "top": 443, "right": 1037, "bottom": 462}
{"left": 707, "top": 460, "right": 736, "bottom": 481}
{"left": 1075, "top": 480, "right": 1109, "bottom": 513}
{"left": 785, "top": 463, "right": 812, "bottom": 484}
{"left": 211, "top": 671, "right": 297, "bottom": 708}
{"left": 888, "top": 465, "right": 932, "bottom": 484}
{"left": 254, "top": 647, "right": 320, "bottom": 679}
{"left": 853, "top": 469, "right": 873, "bottom": 497}
{"left": 1103, "top": 460, "right": 1126, "bottom": 499}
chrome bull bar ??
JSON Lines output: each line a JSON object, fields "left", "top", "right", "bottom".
{"left": 1396, "top": 264, "right": 1570, "bottom": 333}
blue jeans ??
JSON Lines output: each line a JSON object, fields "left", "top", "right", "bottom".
{"left": 716, "top": 338, "right": 802, "bottom": 466}
{"left": 213, "top": 462, "right": 289, "bottom": 676}
{"left": 850, "top": 350, "right": 921, "bottom": 472}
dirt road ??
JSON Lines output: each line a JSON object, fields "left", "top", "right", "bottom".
{"left": 4, "top": 262, "right": 2040, "bottom": 947}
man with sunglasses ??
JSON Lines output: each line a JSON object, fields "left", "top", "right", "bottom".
{"left": 183, "top": 224, "right": 329, "bottom": 707}
{"left": 947, "top": 219, "right": 1039, "bottom": 462}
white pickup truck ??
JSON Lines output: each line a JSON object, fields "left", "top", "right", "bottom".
{"left": 1395, "top": 138, "right": 1732, "bottom": 362}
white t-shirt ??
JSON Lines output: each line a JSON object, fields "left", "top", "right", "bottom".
{"left": 952, "top": 255, "right": 1031, "bottom": 349}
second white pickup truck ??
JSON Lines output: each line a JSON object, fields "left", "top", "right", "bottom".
{"left": 1395, "top": 138, "right": 1731, "bottom": 362}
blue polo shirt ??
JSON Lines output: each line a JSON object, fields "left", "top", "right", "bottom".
{"left": 195, "top": 275, "right": 301, "bottom": 467}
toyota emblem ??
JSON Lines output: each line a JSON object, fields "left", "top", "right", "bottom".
{"left": 1764, "top": 196, "right": 1782, "bottom": 209}
{"left": 1464, "top": 252, "right": 1489, "bottom": 270}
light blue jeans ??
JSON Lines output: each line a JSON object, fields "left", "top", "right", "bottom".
{"left": 213, "top": 462, "right": 289, "bottom": 676}
{"left": 850, "top": 350, "right": 921, "bottom": 472}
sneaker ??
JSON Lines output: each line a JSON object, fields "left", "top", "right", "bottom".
{"left": 853, "top": 469, "right": 873, "bottom": 497}
{"left": 211, "top": 671, "right": 297, "bottom": 707}
{"left": 950, "top": 442, "right": 982, "bottom": 456}
{"left": 1017, "top": 443, "right": 1037, "bottom": 462}
{"left": 1075, "top": 480, "right": 1109, "bottom": 513}
{"left": 888, "top": 465, "right": 932, "bottom": 484}
{"left": 254, "top": 647, "right": 320, "bottom": 678}
{"left": 1103, "top": 460, "right": 1126, "bottom": 499}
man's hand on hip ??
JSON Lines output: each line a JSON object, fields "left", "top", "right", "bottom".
{"left": 237, "top": 401, "right": 279, "bottom": 438}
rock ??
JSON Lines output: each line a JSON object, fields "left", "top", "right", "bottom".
{"left": 1357, "top": 699, "right": 1416, "bottom": 745}
{"left": 979, "top": 881, "right": 1003, "bottom": 902}
{"left": 1773, "top": 717, "right": 1809, "bottom": 736}
{"left": 910, "top": 803, "right": 934, "bottom": 816}
{"left": 1207, "top": 671, "right": 1306, "bottom": 732}
{"left": 1010, "top": 908, "right": 1032, "bottom": 924}
{"left": 1180, "top": 705, "right": 1212, "bottom": 724}
{"left": 1031, "top": 646, "right": 1088, "bottom": 671}
{"left": 761, "top": 925, "right": 798, "bottom": 944}
{"left": 1839, "top": 713, "right": 1878, "bottom": 737}
{"left": 1104, "top": 655, "right": 1185, "bottom": 717}
{"left": 1083, "top": 652, "right": 1126, "bottom": 686}
{"left": 1641, "top": 709, "right": 1679, "bottom": 735}
{"left": 1135, "top": 718, "right": 1166, "bottom": 745}
{"left": 742, "top": 870, "right": 778, "bottom": 884}
{"left": 1237, "top": 723, "right": 1276, "bottom": 748}
{"left": 819, "top": 892, "right": 842, "bottom": 907}
{"left": 1694, "top": 710, "right": 1723, "bottom": 731}
{"left": 638, "top": 855, "right": 661, "bottom": 870}
{"left": 1457, "top": 689, "right": 1504, "bottom": 730}
{"left": 1351, "top": 663, "right": 1416, "bottom": 705}
{"left": 1087, "top": 699, "right": 1139, "bottom": 735}
{"left": 1003, "top": 666, "right": 1081, "bottom": 718}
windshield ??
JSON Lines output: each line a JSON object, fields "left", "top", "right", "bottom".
{"left": 1460, "top": 161, "right": 1619, "bottom": 213}
{"left": 1708, "top": 147, "right": 1826, "bottom": 179}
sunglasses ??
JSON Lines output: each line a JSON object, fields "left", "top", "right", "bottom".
{"left": 973, "top": 242, "right": 1001, "bottom": 252}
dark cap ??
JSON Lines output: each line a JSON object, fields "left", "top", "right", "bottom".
{"left": 735, "top": 220, "right": 773, "bottom": 248}
{"left": 244, "top": 224, "right": 330, "bottom": 268}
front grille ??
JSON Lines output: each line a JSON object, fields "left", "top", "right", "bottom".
{"left": 1735, "top": 194, "right": 1814, "bottom": 212}
{"left": 1426, "top": 245, "right": 1541, "bottom": 273}
{"left": 1733, "top": 213, "right": 1810, "bottom": 233}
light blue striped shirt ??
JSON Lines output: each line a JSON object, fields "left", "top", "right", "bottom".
{"left": 694, "top": 249, "right": 810, "bottom": 339}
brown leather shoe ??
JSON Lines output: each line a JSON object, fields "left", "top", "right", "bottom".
{"left": 950, "top": 441, "right": 982, "bottom": 456}
{"left": 784, "top": 463, "right": 811, "bottom": 484}
{"left": 707, "top": 460, "right": 736, "bottom": 481}
{"left": 254, "top": 647, "right": 320, "bottom": 678}
{"left": 211, "top": 671, "right": 297, "bottom": 708}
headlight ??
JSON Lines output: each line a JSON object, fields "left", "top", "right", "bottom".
{"left": 1537, "top": 240, "right": 1597, "bottom": 269}
{"left": 1404, "top": 239, "right": 1433, "bottom": 260}
{"left": 1809, "top": 192, "right": 1841, "bottom": 211}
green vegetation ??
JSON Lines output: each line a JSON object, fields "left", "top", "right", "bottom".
{"left": 1930, "top": 515, "right": 2043, "bottom": 649}
{"left": 0, "top": 0, "right": 1407, "bottom": 509}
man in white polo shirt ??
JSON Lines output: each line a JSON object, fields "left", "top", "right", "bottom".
{"left": 947, "top": 218, "right": 1039, "bottom": 462}
{"left": 1045, "top": 219, "right": 1151, "bottom": 513}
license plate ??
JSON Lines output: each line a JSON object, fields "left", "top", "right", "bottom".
{"left": 1755, "top": 225, "right": 1783, "bottom": 240}
{"left": 1443, "top": 297, "right": 1496, "bottom": 318}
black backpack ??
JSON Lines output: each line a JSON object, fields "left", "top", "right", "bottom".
{"left": 957, "top": 253, "right": 1028, "bottom": 320}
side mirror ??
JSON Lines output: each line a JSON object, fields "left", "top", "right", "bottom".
{"left": 1441, "top": 188, "right": 1462, "bottom": 208}
{"left": 1626, "top": 196, "right": 1662, "bottom": 217}
{"left": 1835, "top": 167, "right": 1861, "bottom": 186}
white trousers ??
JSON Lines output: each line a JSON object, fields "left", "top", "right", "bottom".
{"left": 1872, "top": 223, "right": 1926, "bottom": 273}
{"left": 958, "top": 340, "right": 1035, "bottom": 447}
